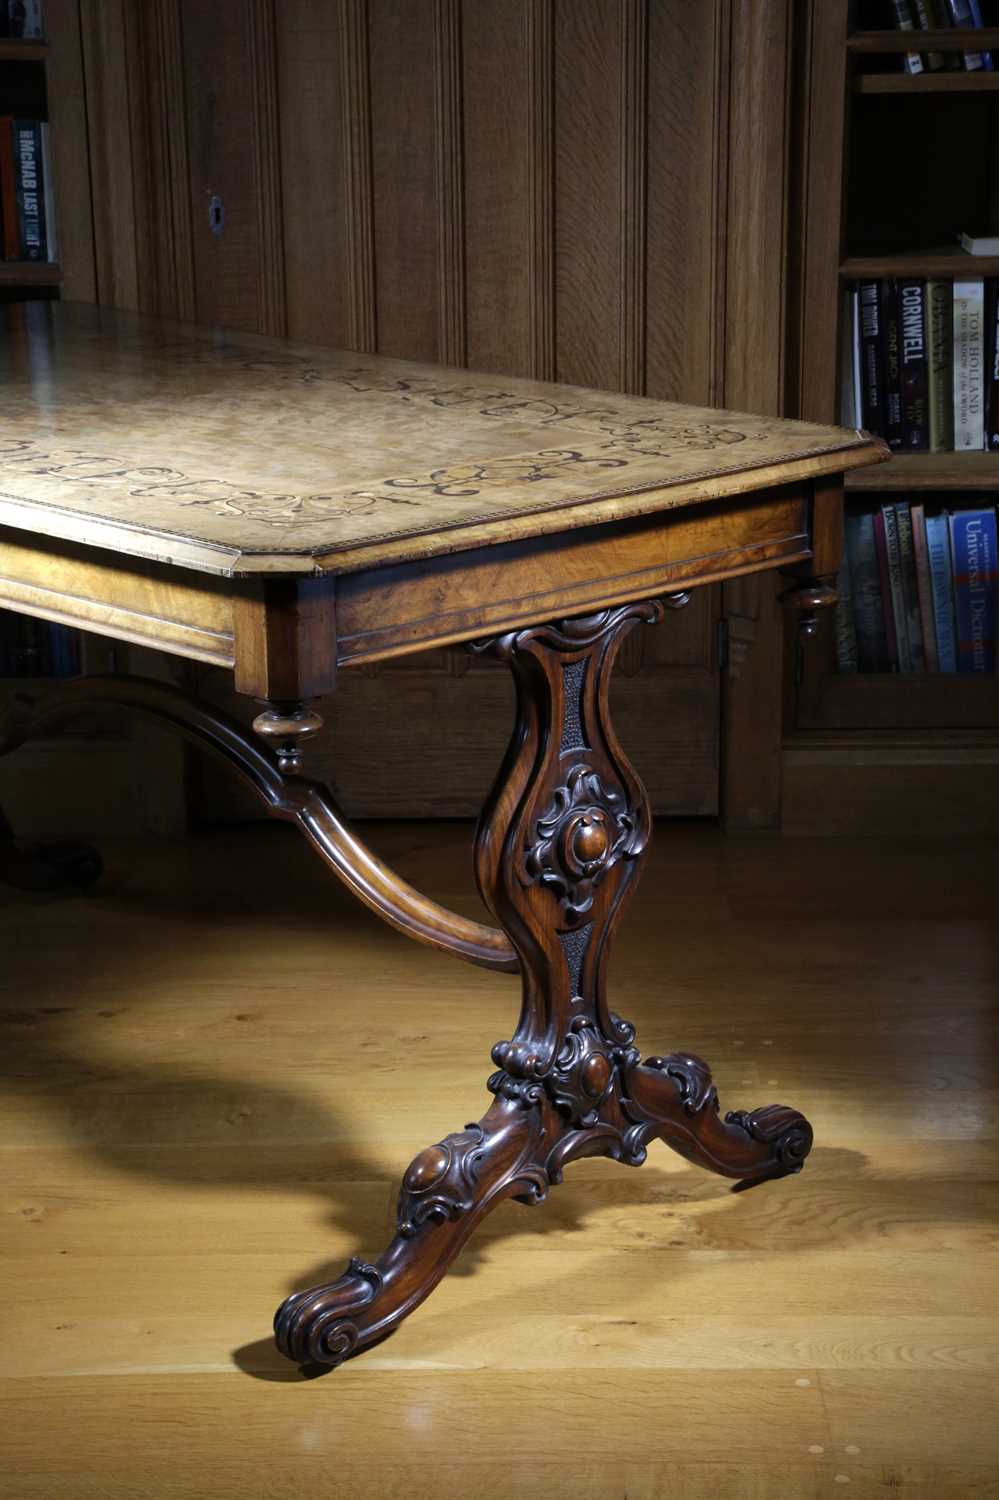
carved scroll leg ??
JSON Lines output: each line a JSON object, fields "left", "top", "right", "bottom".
{"left": 274, "top": 1098, "right": 550, "bottom": 1367}
{"left": 619, "top": 1051, "right": 813, "bottom": 1189}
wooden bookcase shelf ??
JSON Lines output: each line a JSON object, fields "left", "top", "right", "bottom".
{"left": 847, "top": 27, "right": 999, "bottom": 52}
{"left": 854, "top": 71, "right": 999, "bottom": 93}
{"left": 841, "top": 253, "right": 999, "bottom": 277}
{"left": 0, "top": 262, "right": 61, "bottom": 285}
{"left": 846, "top": 452, "right": 999, "bottom": 491}
{"left": 0, "top": 40, "right": 47, "bottom": 61}
{"left": 785, "top": 0, "right": 999, "bottom": 831}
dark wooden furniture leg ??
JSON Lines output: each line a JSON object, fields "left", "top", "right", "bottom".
{"left": 274, "top": 600, "right": 813, "bottom": 1367}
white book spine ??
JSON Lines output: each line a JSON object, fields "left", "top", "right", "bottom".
{"left": 953, "top": 279, "right": 985, "bottom": 451}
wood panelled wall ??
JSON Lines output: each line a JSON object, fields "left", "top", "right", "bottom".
{"left": 70, "top": 0, "right": 795, "bottom": 824}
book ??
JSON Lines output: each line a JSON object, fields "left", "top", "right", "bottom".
{"left": 0, "top": 117, "right": 18, "bottom": 260}
{"left": 945, "top": 0, "right": 993, "bottom": 70}
{"left": 949, "top": 508, "right": 998, "bottom": 672}
{"left": 912, "top": 0, "right": 947, "bottom": 68}
{"left": 882, "top": 280, "right": 904, "bottom": 449}
{"left": 834, "top": 539, "right": 859, "bottom": 673}
{"left": 953, "top": 279, "right": 985, "bottom": 450}
{"left": 13, "top": 119, "right": 46, "bottom": 261}
{"left": 986, "top": 279, "right": 999, "bottom": 452}
{"left": 840, "top": 288, "right": 862, "bottom": 428}
{"left": 960, "top": 232, "right": 999, "bottom": 255}
{"left": 895, "top": 502, "right": 927, "bottom": 671}
{"left": 846, "top": 509, "right": 891, "bottom": 673}
{"left": 899, "top": 280, "right": 929, "bottom": 449}
{"left": 889, "top": 0, "right": 926, "bottom": 73}
{"left": 5, "top": 1, "right": 44, "bottom": 39}
{"left": 875, "top": 506, "right": 906, "bottom": 670}
{"left": 910, "top": 503, "right": 939, "bottom": 672}
{"left": 925, "top": 511, "right": 959, "bottom": 672}
{"left": 859, "top": 281, "right": 885, "bottom": 436}
{"left": 39, "top": 121, "right": 56, "bottom": 264}
{"left": 926, "top": 279, "right": 954, "bottom": 452}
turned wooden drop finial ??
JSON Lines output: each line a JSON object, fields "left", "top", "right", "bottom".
{"left": 251, "top": 702, "right": 324, "bottom": 774}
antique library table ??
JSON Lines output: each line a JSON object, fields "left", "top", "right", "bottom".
{"left": 0, "top": 302, "right": 886, "bottom": 1368}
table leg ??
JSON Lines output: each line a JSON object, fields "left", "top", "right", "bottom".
{"left": 274, "top": 600, "right": 813, "bottom": 1368}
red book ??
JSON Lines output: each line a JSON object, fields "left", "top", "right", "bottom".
{"left": 873, "top": 508, "right": 900, "bottom": 670}
{"left": 0, "top": 117, "right": 19, "bottom": 259}
{"left": 910, "top": 503, "right": 939, "bottom": 673}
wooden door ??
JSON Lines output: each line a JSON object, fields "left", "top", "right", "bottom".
{"left": 73, "top": 0, "right": 795, "bottom": 818}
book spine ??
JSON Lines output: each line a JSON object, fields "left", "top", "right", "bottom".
{"left": 953, "top": 279, "right": 985, "bottom": 450}
{"left": 900, "top": 279, "right": 929, "bottom": 449}
{"left": 890, "top": 0, "right": 926, "bottom": 71}
{"left": 895, "top": 502, "right": 926, "bottom": 670}
{"left": 881, "top": 279, "right": 904, "bottom": 449}
{"left": 949, "top": 508, "right": 998, "bottom": 673}
{"left": 851, "top": 288, "right": 863, "bottom": 427}
{"left": 858, "top": 281, "right": 884, "bottom": 435}
{"left": 945, "top": 0, "right": 989, "bottom": 69}
{"left": 13, "top": 119, "right": 45, "bottom": 261}
{"left": 925, "top": 512, "right": 959, "bottom": 671}
{"left": 39, "top": 120, "right": 56, "bottom": 264}
{"left": 926, "top": 279, "right": 954, "bottom": 451}
{"left": 839, "top": 287, "right": 858, "bottom": 428}
{"left": 912, "top": 0, "right": 947, "bottom": 66}
{"left": 835, "top": 535, "right": 859, "bottom": 673}
{"left": 0, "top": 116, "right": 19, "bottom": 259}
{"left": 874, "top": 507, "right": 902, "bottom": 670}
{"left": 986, "top": 278, "right": 999, "bottom": 452}
{"left": 966, "top": 0, "right": 993, "bottom": 67}
{"left": 911, "top": 503, "right": 939, "bottom": 672}
{"left": 846, "top": 510, "right": 889, "bottom": 672}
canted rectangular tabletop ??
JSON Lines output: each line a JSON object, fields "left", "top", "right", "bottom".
{"left": 1, "top": 303, "right": 883, "bottom": 578}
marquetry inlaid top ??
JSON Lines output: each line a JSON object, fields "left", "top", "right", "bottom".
{"left": 0, "top": 302, "right": 885, "bottom": 577}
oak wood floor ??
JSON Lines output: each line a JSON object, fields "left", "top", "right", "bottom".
{"left": 1, "top": 822, "right": 997, "bottom": 1500}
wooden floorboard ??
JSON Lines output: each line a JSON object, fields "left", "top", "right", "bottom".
{"left": 1, "top": 822, "right": 998, "bottom": 1499}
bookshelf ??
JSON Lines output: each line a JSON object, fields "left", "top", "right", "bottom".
{"left": 784, "top": 0, "right": 999, "bottom": 833}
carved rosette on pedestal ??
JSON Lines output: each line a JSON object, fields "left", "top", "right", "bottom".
{"left": 272, "top": 599, "right": 814, "bottom": 1369}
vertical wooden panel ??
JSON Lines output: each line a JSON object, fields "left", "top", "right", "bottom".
{"left": 125, "top": 0, "right": 196, "bottom": 320}
{"left": 619, "top": 0, "right": 647, "bottom": 396}
{"left": 528, "top": 0, "right": 555, "bottom": 380}
{"left": 553, "top": 0, "right": 623, "bottom": 390}
{"left": 79, "top": 0, "right": 140, "bottom": 310}
{"left": 434, "top": 0, "right": 466, "bottom": 366}
{"left": 368, "top": 0, "right": 437, "bottom": 359}
{"left": 718, "top": 0, "right": 794, "bottom": 830}
{"left": 645, "top": 1, "right": 726, "bottom": 405}
{"left": 180, "top": 0, "right": 260, "bottom": 330}
{"left": 340, "top": 0, "right": 377, "bottom": 353}
{"left": 45, "top": 0, "right": 97, "bottom": 304}
{"left": 462, "top": 0, "right": 532, "bottom": 376}
{"left": 275, "top": 0, "right": 349, "bottom": 346}
{"left": 247, "top": 0, "right": 287, "bottom": 336}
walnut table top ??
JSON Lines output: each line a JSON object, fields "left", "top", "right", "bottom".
{"left": 1, "top": 302, "right": 882, "bottom": 578}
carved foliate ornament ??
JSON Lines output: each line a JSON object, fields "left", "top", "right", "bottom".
{"left": 524, "top": 763, "right": 642, "bottom": 920}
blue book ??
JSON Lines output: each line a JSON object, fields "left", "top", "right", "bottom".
{"left": 925, "top": 511, "right": 958, "bottom": 673}
{"left": 949, "top": 508, "right": 998, "bottom": 673}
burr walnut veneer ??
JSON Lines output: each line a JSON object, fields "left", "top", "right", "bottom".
{"left": 0, "top": 303, "right": 886, "bottom": 1368}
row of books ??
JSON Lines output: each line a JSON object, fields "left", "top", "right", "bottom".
{"left": 0, "top": 117, "right": 56, "bottom": 262}
{"left": 837, "top": 502, "right": 997, "bottom": 675}
{"left": 0, "top": 612, "right": 80, "bottom": 677}
{"left": 885, "top": 0, "right": 993, "bottom": 73}
{"left": 842, "top": 280, "right": 998, "bottom": 452}
{"left": 0, "top": 1, "right": 44, "bottom": 39}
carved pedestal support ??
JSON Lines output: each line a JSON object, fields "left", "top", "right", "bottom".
{"left": 274, "top": 602, "right": 813, "bottom": 1367}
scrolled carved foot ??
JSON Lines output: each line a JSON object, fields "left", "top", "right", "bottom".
{"left": 620, "top": 1050, "right": 813, "bottom": 1187}
{"left": 274, "top": 1099, "right": 549, "bottom": 1367}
